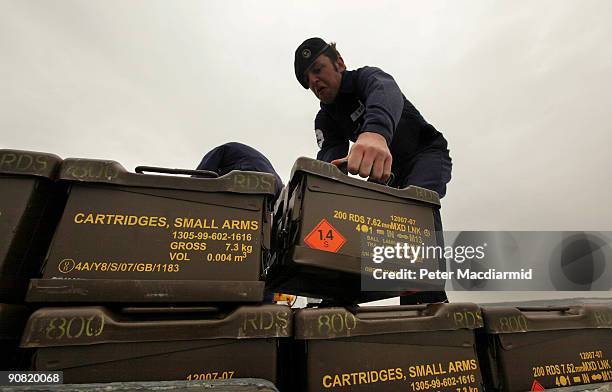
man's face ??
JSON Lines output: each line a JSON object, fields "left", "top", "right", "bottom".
{"left": 305, "top": 54, "right": 345, "bottom": 104}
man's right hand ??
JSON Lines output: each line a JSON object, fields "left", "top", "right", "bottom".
{"left": 331, "top": 131, "right": 392, "bottom": 182}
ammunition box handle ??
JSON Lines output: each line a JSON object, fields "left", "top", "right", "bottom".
{"left": 336, "top": 160, "right": 395, "bottom": 186}
{"left": 135, "top": 166, "right": 219, "bottom": 178}
{"left": 336, "top": 160, "right": 349, "bottom": 175}
{"left": 120, "top": 306, "right": 220, "bottom": 314}
{"left": 351, "top": 305, "right": 428, "bottom": 313}
{"left": 347, "top": 304, "right": 429, "bottom": 316}
{"left": 516, "top": 306, "right": 572, "bottom": 312}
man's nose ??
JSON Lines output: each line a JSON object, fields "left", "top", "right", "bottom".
{"left": 307, "top": 72, "right": 318, "bottom": 89}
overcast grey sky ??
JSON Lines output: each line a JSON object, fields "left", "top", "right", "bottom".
{"left": 1, "top": 0, "right": 611, "bottom": 233}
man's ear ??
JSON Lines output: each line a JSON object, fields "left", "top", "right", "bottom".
{"left": 336, "top": 55, "right": 346, "bottom": 72}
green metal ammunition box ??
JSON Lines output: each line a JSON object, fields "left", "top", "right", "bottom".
{"left": 478, "top": 305, "right": 612, "bottom": 392}
{"left": 21, "top": 305, "right": 292, "bottom": 384}
{"left": 266, "top": 157, "right": 442, "bottom": 303}
{"left": 27, "top": 159, "right": 276, "bottom": 303}
{"left": 292, "top": 303, "right": 484, "bottom": 391}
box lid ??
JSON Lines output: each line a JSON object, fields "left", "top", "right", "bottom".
{"left": 58, "top": 158, "right": 277, "bottom": 196}
{"left": 481, "top": 305, "right": 612, "bottom": 334}
{"left": 289, "top": 157, "right": 440, "bottom": 206}
{"left": 20, "top": 304, "right": 292, "bottom": 348}
{"left": 0, "top": 149, "right": 62, "bottom": 179}
{"left": 295, "top": 302, "right": 482, "bottom": 340}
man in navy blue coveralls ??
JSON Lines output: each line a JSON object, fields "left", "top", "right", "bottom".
{"left": 295, "top": 38, "right": 452, "bottom": 304}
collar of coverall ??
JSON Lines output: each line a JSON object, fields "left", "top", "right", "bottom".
{"left": 320, "top": 70, "right": 354, "bottom": 108}
{"left": 338, "top": 69, "right": 354, "bottom": 94}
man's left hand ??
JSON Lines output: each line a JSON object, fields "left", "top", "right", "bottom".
{"left": 331, "top": 131, "right": 392, "bottom": 182}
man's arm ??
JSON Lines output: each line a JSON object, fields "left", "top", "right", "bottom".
{"left": 340, "top": 67, "right": 402, "bottom": 181}
{"left": 356, "top": 66, "right": 404, "bottom": 145}
{"left": 315, "top": 110, "right": 349, "bottom": 163}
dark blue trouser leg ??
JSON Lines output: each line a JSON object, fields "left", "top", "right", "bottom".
{"left": 398, "top": 148, "right": 452, "bottom": 304}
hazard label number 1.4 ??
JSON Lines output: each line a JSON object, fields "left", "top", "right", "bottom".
{"left": 304, "top": 219, "right": 346, "bottom": 253}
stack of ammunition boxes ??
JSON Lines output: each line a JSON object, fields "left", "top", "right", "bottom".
{"left": 1, "top": 150, "right": 611, "bottom": 392}
{"left": 264, "top": 158, "right": 484, "bottom": 391}
{"left": 0, "top": 150, "right": 290, "bottom": 386}
{"left": 0, "top": 150, "right": 66, "bottom": 370}
{"left": 264, "top": 157, "right": 612, "bottom": 392}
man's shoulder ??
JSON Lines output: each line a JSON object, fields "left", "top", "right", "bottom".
{"left": 342, "top": 66, "right": 382, "bottom": 83}
{"left": 336, "top": 66, "right": 385, "bottom": 96}
{"left": 350, "top": 66, "right": 399, "bottom": 93}
{"left": 353, "top": 65, "right": 388, "bottom": 78}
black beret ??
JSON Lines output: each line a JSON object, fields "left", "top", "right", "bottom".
{"left": 294, "top": 37, "right": 330, "bottom": 89}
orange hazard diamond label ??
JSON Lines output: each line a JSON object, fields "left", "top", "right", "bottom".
{"left": 531, "top": 380, "right": 545, "bottom": 391}
{"left": 304, "top": 219, "right": 346, "bottom": 253}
